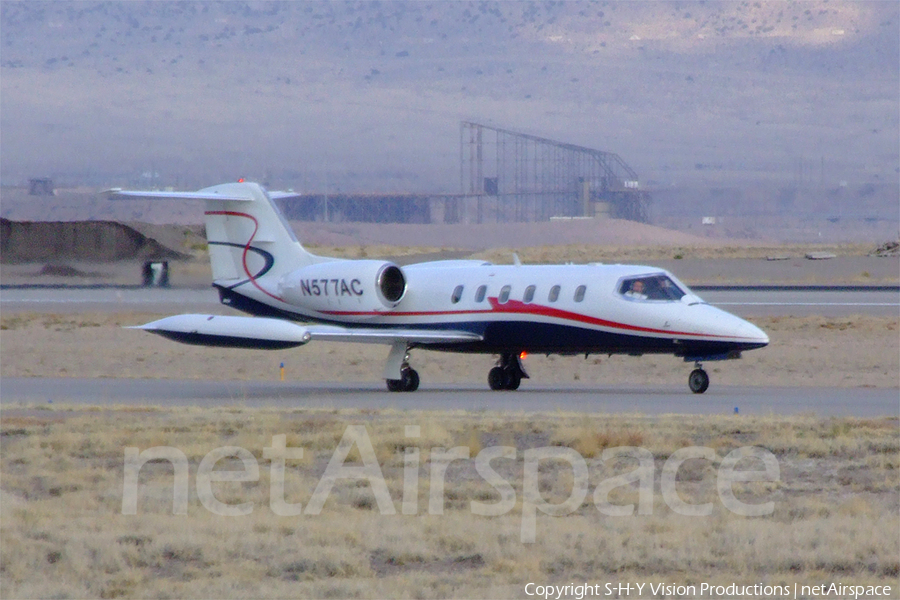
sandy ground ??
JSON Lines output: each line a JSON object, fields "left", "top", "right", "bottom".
{"left": 289, "top": 219, "right": 717, "bottom": 248}
{"left": 2, "top": 243, "right": 898, "bottom": 288}
{"left": 1, "top": 312, "right": 897, "bottom": 389}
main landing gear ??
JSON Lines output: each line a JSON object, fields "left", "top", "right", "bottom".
{"left": 386, "top": 366, "right": 419, "bottom": 392}
{"left": 688, "top": 363, "right": 710, "bottom": 394}
{"left": 488, "top": 352, "right": 529, "bottom": 391}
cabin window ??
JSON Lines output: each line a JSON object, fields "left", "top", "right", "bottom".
{"left": 548, "top": 285, "right": 561, "bottom": 302}
{"left": 574, "top": 285, "right": 586, "bottom": 302}
{"left": 475, "top": 285, "right": 487, "bottom": 302}
{"left": 451, "top": 285, "right": 464, "bottom": 304}
{"left": 523, "top": 285, "right": 536, "bottom": 303}
{"left": 619, "top": 275, "right": 686, "bottom": 302}
{"left": 499, "top": 285, "right": 511, "bottom": 304}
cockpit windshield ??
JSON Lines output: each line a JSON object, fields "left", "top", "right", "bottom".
{"left": 618, "top": 274, "right": 686, "bottom": 302}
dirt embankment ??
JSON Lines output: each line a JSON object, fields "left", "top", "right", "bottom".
{"left": 0, "top": 219, "right": 194, "bottom": 263}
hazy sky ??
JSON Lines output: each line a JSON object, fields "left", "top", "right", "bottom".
{"left": 1, "top": 1, "right": 897, "bottom": 191}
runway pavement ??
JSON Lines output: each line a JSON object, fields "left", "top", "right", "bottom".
{"left": 3, "top": 285, "right": 896, "bottom": 418}
{"left": 2, "top": 377, "right": 897, "bottom": 417}
{"left": 705, "top": 288, "right": 900, "bottom": 317}
{"left": 2, "top": 286, "right": 898, "bottom": 317}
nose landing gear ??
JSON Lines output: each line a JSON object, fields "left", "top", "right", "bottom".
{"left": 688, "top": 363, "right": 710, "bottom": 394}
{"left": 488, "top": 352, "right": 529, "bottom": 391}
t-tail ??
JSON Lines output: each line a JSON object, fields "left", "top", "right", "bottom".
{"left": 196, "top": 182, "right": 334, "bottom": 285}
{"left": 107, "top": 181, "right": 332, "bottom": 287}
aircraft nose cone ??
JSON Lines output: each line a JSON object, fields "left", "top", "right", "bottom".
{"left": 738, "top": 318, "right": 769, "bottom": 347}
{"left": 698, "top": 305, "right": 768, "bottom": 346}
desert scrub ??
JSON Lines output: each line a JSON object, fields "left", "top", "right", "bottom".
{"left": 1, "top": 406, "right": 898, "bottom": 598}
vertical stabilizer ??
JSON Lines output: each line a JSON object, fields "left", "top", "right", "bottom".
{"left": 198, "top": 182, "right": 330, "bottom": 283}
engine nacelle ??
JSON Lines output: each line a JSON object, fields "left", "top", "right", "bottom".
{"left": 278, "top": 260, "right": 407, "bottom": 319}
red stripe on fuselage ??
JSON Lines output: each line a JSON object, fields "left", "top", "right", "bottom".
{"left": 320, "top": 297, "right": 751, "bottom": 340}
{"left": 486, "top": 297, "right": 701, "bottom": 337}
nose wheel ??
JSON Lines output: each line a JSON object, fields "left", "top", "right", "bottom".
{"left": 688, "top": 365, "right": 710, "bottom": 394}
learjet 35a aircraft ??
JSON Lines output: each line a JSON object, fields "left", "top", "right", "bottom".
{"left": 109, "top": 181, "right": 768, "bottom": 394}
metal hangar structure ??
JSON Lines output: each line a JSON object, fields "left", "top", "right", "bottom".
{"left": 277, "top": 122, "right": 650, "bottom": 224}
{"left": 457, "top": 121, "right": 649, "bottom": 223}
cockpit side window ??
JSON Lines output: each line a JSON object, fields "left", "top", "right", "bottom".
{"left": 619, "top": 275, "right": 686, "bottom": 301}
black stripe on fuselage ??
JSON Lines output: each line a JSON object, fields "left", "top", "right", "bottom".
{"left": 467, "top": 321, "right": 764, "bottom": 357}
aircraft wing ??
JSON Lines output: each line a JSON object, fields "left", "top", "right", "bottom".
{"left": 132, "top": 314, "right": 482, "bottom": 350}
{"left": 304, "top": 324, "right": 482, "bottom": 344}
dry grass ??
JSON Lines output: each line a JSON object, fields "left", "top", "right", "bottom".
{"left": 2, "top": 408, "right": 898, "bottom": 598}
{"left": 2, "top": 312, "right": 897, "bottom": 388}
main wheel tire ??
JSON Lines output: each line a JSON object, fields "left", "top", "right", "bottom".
{"left": 386, "top": 378, "right": 403, "bottom": 392}
{"left": 488, "top": 367, "right": 507, "bottom": 390}
{"left": 689, "top": 368, "right": 710, "bottom": 394}
{"left": 402, "top": 368, "right": 420, "bottom": 392}
{"left": 506, "top": 371, "right": 521, "bottom": 390}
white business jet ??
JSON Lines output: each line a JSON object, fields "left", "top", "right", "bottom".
{"left": 108, "top": 181, "right": 768, "bottom": 394}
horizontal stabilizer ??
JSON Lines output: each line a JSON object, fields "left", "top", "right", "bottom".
{"left": 267, "top": 191, "right": 304, "bottom": 201}
{"left": 104, "top": 189, "right": 254, "bottom": 202}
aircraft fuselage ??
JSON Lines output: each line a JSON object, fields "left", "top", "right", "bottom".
{"left": 216, "top": 261, "right": 768, "bottom": 361}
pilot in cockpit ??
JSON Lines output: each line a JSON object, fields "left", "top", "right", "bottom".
{"left": 624, "top": 279, "right": 648, "bottom": 300}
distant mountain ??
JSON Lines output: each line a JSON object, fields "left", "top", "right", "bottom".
{"left": 2, "top": 1, "right": 897, "bottom": 192}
